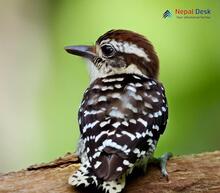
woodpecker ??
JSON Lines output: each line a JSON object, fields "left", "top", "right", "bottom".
{"left": 65, "top": 29, "right": 172, "bottom": 193}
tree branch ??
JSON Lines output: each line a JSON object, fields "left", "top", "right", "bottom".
{"left": 0, "top": 151, "right": 220, "bottom": 193}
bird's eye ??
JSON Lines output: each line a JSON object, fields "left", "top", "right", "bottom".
{"left": 101, "top": 44, "right": 115, "bottom": 57}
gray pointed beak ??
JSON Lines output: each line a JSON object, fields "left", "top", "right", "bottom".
{"left": 64, "top": 45, "right": 96, "bottom": 61}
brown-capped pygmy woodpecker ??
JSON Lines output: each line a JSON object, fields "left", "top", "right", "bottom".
{"left": 65, "top": 29, "right": 172, "bottom": 193}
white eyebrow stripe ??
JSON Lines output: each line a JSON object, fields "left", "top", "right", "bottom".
{"left": 100, "top": 39, "right": 151, "bottom": 62}
{"left": 100, "top": 39, "right": 111, "bottom": 45}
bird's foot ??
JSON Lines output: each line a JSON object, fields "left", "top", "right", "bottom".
{"left": 149, "top": 152, "right": 173, "bottom": 181}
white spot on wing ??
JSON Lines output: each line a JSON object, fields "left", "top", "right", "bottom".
{"left": 111, "top": 93, "right": 121, "bottom": 99}
{"left": 152, "top": 124, "right": 159, "bottom": 131}
{"left": 151, "top": 96, "right": 159, "bottom": 103}
{"left": 114, "top": 84, "right": 122, "bottom": 89}
{"left": 108, "top": 130, "right": 116, "bottom": 136}
{"left": 116, "top": 134, "right": 122, "bottom": 138}
{"left": 135, "top": 132, "right": 142, "bottom": 139}
{"left": 94, "top": 161, "right": 102, "bottom": 169}
{"left": 83, "top": 120, "right": 99, "bottom": 132}
{"left": 84, "top": 109, "right": 104, "bottom": 116}
{"left": 144, "top": 102, "right": 153, "bottom": 109}
{"left": 112, "top": 122, "right": 121, "bottom": 128}
{"left": 125, "top": 103, "right": 138, "bottom": 113}
{"left": 137, "top": 118, "right": 148, "bottom": 127}
{"left": 102, "top": 77, "right": 124, "bottom": 82}
{"left": 116, "top": 167, "right": 123, "bottom": 171}
{"left": 133, "top": 75, "right": 141, "bottom": 80}
{"left": 133, "top": 148, "right": 140, "bottom": 154}
{"left": 98, "top": 96, "right": 107, "bottom": 102}
{"left": 156, "top": 91, "right": 161, "bottom": 95}
{"left": 148, "top": 113, "right": 153, "bottom": 118}
{"left": 154, "top": 111, "right": 162, "bottom": 117}
{"left": 135, "top": 83, "right": 143, "bottom": 87}
{"left": 87, "top": 98, "right": 95, "bottom": 105}
{"left": 122, "top": 121, "right": 129, "bottom": 126}
{"left": 162, "top": 106, "right": 167, "bottom": 112}
{"left": 100, "top": 119, "right": 111, "bottom": 128}
{"left": 93, "top": 151, "right": 101, "bottom": 159}
{"left": 109, "top": 109, "right": 124, "bottom": 119}
{"left": 95, "top": 131, "right": 108, "bottom": 142}
{"left": 101, "top": 86, "right": 114, "bottom": 91}
{"left": 102, "top": 139, "right": 120, "bottom": 149}
{"left": 121, "top": 131, "right": 136, "bottom": 141}
{"left": 123, "top": 160, "right": 130, "bottom": 166}
{"left": 129, "top": 119, "right": 136, "bottom": 124}
{"left": 127, "top": 85, "right": 137, "bottom": 93}
{"left": 146, "top": 130, "right": 153, "bottom": 137}
{"left": 93, "top": 85, "right": 100, "bottom": 89}
{"left": 147, "top": 139, "right": 153, "bottom": 145}
{"left": 128, "top": 92, "right": 143, "bottom": 101}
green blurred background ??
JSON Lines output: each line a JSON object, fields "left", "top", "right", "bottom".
{"left": 0, "top": 0, "right": 219, "bottom": 173}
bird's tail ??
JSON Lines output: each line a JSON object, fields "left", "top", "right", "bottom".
{"left": 68, "top": 161, "right": 125, "bottom": 193}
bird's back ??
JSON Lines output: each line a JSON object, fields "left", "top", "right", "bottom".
{"left": 77, "top": 73, "right": 168, "bottom": 183}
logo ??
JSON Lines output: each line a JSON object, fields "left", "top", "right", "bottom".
{"left": 163, "top": 9, "right": 211, "bottom": 19}
{"left": 163, "top": 10, "right": 172, "bottom": 18}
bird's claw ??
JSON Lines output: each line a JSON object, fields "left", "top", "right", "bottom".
{"left": 150, "top": 152, "right": 173, "bottom": 181}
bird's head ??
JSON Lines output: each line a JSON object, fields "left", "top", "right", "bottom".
{"left": 65, "top": 29, "right": 159, "bottom": 82}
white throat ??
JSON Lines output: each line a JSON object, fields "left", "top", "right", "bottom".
{"left": 86, "top": 60, "right": 146, "bottom": 83}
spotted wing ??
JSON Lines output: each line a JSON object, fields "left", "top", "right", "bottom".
{"left": 78, "top": 74, "right": 168, "bottom": 180}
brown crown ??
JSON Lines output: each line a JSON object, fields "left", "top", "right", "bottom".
{"left": 97, "top": 29, "right": 159, "bottom": 79}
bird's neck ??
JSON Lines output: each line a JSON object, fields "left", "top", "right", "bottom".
{"left": 86, "top": 60, "right": 147, "bottom": 83}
